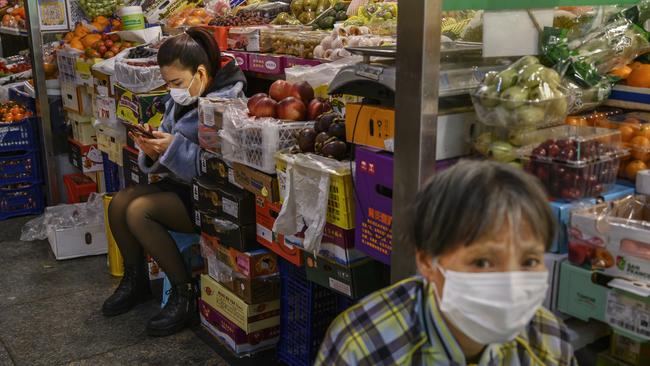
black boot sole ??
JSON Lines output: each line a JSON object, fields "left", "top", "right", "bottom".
{"left": 146, "top": 314, "right": 199, "bottom": 337}
{"left": 102, "top": 294, "right": 153, "bottom": 317}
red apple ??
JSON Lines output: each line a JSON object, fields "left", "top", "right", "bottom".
{"left": 98, "top": 45, "right": 108, "bottom": 55}
{"left": 105, "top": 39, "right": 114, "bottom": 48}
{"left": 269, "top": 80, "right": 293, "bottom": 102}
{"left": 307, "top": 98, "right": 332, "bottom": 120}
{"left": 110, "top": 46, "right": 120, "bottom": 54}
{"left": 251, "top": 97, "right": 278, "bottom": 118}
{"left": 247, "top": 93, "right": 269, "bottom": 113}
{"left": 277, "top": 97, "right": 306, "bottom": 121}
{"left": 290, "top": 81, "right": 315, "bottom": 105}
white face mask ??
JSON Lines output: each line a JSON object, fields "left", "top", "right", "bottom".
{"left": 433, "top": 263, "right": 549, "bottom": 345}
{"left": 169, "top": 73, "right": 202, "bottom": 106}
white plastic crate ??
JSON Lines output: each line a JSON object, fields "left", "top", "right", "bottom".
{"left": 221, "top": 120, "right": 312, "bottom": 174}
{"left": 56, "top": 48, "right": 82, "bottom": 85}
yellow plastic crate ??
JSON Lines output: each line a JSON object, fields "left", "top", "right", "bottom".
{"left": 275, "top": 151, "right": 354, "bottom": 230}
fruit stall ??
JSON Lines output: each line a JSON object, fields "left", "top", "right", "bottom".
{"left": 3, "top": 0, "right": 650, "bottom": 364}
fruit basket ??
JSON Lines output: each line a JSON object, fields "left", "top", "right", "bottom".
{"left": 471, "top": 56, "right": 569, "bottom": 129}
{"left": 519, "top": 125, "right": 625, "bottom": 200}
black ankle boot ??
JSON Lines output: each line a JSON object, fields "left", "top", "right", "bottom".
{"left": 102, "top": 265, "right": 151, "bottom": 317}
{"left": 146, "top": 282, "right": 198, "bottom": 337}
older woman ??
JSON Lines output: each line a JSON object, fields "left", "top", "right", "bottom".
{"left": 316, "top": 160, "right": 576, "bottom": 366}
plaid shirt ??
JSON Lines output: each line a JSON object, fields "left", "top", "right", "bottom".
{"left": 316, "top": 277, "right": 577, "bottom": 366}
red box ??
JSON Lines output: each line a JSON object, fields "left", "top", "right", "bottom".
{"left": 248, "top": 54, "right": 284, "bottom": 75}
{"left": 210, "top": 26, "right": 230, "bottom": 51}
{"left": 68, "top": 138, "right": 103, "bottom": 173}
{"left": 282, "top": 56, "right": 321, "bottom": 69}
{"left": 63, "top": 173, "right": 97, "bottom": 203}
{"left": 255, "top": 197, "right": 303, "bottom": 266}
{"left": 199, "top": 299, "right": 279, "bottom": 355}
{"left": 230, "top": 51, "right": 249, "bottom": 71}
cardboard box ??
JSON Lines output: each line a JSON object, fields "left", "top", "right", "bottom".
{"left": 199, "top": 299, "right": 279, "bottom": 355}
{"left": 570, "top": 195, "right": 650, "bottom": 287}
{"left": 91, "top": 68, "right": 115, "bottom": 97}
{"left": 282, "top": 56, "right": 321, "bottom": 69}
{"left": 69, "top": 113, "right": 96, "bottom": 145}
{"left": 233, "top": 162, "right": 280, "bottom": 203}
{"left": 255, "top": 196, "right": 361, "bottom": 266}
{"left": 192, "top": 177, "right": 223, "bottom": 215}
{"left": 96, "top": 126, "right": 125, "bottom": 166}
{"left": 345, "top": 103, "right": 395, "bottom": 150}
{"left": 228, "top": 27, "right": 265, "bottom": 52}
{"left": 557, "top": 261, "right": 608, "bottom": 322}
{"left": 218, "top": 182, "right": 256, "bottom": 226}
{"left": 200, "top": 274, "right": 280, "bottom": 333}
{"left": 93, "top": 94, "right": 117, "bottom": 127}
{"left": 194, "top": 210, "right": 259, "bottom": 252}
{"left": 303, "top": 253, "right": 390, "bottom": 299}
{"left": 549, "top": 184, "right": 636, "bottom": 254}
{"left": 75, "top": 58, "right": 95, "bottom": 87}
{"left": 255, "top": 197, "right": 303, "bottom": 266}
{"left": 354, "top": 147, "right": 393, "bottom": 265}
{"left": 115, "top": 85, "right": 168, "bottom": 127}
{"left": 543, "top": 253, "right": 567, "bottom": 312}
{"left": 610, "top": 333, "right": 650, "bottom": 366}
{"left": 199, "top": 149, "right": 236, "bottom": 186}
{"left": 62, "top": 82, "right": 92, "bottom": 116}
{"left": 202, "top": 234, "right": 278, "bottom": 279}
{"left": 248, "top": 53, "right": 284, "bottom": 75}
{"left": 207, "top": 254, "right": 280, "bottom": 304}
{"left": 597, "top": 352, "right": 636, "bottom": 366}
{"left": 607, "top": 85, "right": 650, "bottom": 112}
{"left": 122, "top": 146, "right": 149, "bottom": 186}
{"left": 47, "top": 223, "right": 107, "bottom": 260}
{"left": 230, "top": 51, "right": 249, "bottom": 71}
{"left": 68, "top": 138, "right": 103, "bottom": 173}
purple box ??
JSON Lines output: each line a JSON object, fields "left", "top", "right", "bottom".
{"left": 355, "top": 146, "right": 459, "bottom": 265}
{"left": 355, "top": 147, "right": 393, "bottom": 265}
{"left": 248, "top": 54, "right": 284, "bottom": 75}
{"left": 282, "top": 56, "right": 322, "bottom": 69}
{"left": 230, "top": 51, "right": 249, "bottom": 71}
{"left": 199, "top": 299, "right": 279, "bottom": 347}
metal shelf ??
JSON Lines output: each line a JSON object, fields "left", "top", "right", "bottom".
{"left": 0, "top": 26, "right": 28, "bottom": 37}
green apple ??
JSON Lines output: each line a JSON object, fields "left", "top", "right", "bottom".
{"left": 501, "top": 86, "right": 529, "bottom": 110}
{"left": 479, "top": 85, "right": 500, "bottom": 107}
{"left": 474, "top": 132, "right": 495, "bottom": 156}
{"left": 508, "top": 127, "right": 537, "bottom": 147}
{"left": 483, "top": 71, "right": 499, "bottom": 86}
{"left": 512, "top": 55, "right": 540, "bottom": 70}
{"left": 516, "top": 105, "right": 545, "bottom": 128}
{"left": 495, "top": 69, "right": 518, "bottom": 91}
{"left": 488, "top": 141, "right": 517, "bottom": 163}
{"left": 519, "top": 64, "right": 546, "bottom": 88}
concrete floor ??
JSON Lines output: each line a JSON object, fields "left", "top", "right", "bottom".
{"left": 0, "top": 217, "right": 229, "bottom": 366}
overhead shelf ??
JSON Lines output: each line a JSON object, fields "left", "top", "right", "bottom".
{"left": 443, "top": 0, "right": 637, "bottom": 11}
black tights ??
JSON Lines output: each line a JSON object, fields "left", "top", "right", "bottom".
{"left": 108, "top": 184, "right": 195, "bottom": 285}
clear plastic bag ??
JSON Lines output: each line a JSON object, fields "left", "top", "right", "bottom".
{"left": 113, "top": 48, "right": 165, "bottom": 93}
{"left": 20, "top": 193, "right": 105, "bottom": 241}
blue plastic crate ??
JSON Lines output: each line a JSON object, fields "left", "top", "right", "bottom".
{"left": 0, "top": 117, "right": 39, "bottom": 152}
{"left": 9, "top": 85, "right": 66, "bottom": 134}
{"left": 102, "top": 153, "right": 122, "bottom": 193}
{"left": 0, "top": 150, "right": 41, "bottom": 184}
{"left": 278, "top": 260, "right": 351, "bottom": 366}
{"left": 0, "top": 181, "right": 44, "bottom": 220}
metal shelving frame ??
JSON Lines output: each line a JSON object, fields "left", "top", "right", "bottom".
{"left": 391, "top": 0, "right": 636, "bottom": 281}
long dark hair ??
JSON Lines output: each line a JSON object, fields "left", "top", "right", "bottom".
{"left": 157, "top": 27, "right": 221, "bottom": 78}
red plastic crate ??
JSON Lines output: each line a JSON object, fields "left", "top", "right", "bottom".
{"left": 63, "top": 173, "right": 97, "bottom": 203}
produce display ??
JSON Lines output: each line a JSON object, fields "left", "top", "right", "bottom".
{"left": 63, "top": 17, "right": 125, "bottom": 53}
{"left": 209, "top": 11, "right": 271, "bottom": 26}
{"left": 291, "top": 0, "right": 332, "bottom": 25}
{"left": 2, "top": 5, "right": 25, "bottom": 29}
{"left": 81, "top": 33, "right": 132, "bottom": 60}
{"left": 471, "top": 56, "right": 569, "bottom": 129}
{"left": 165, "top": 6, "right": 213, "bottom": 28}
{"left": 0, "top": 56, "right": 30, "bottom": 77}
{"left": 311, "top": 1, "right": 349, "bottom": 30}
{"left": 291, "top": 111, "right": 350, "bottom": 161}
{"left": 0, "top": 101, "right": 31, "bottom": 123}
{"left": 520, "top": 126, "right": 623, "bottom": 200}
{"left": 79, "top": 0, "right": 118, "bottom": 19}
{"left": 314, "top": 25, "right": 393, "bottom": 61}
{"left": 344, "top": 1, "right": 397, "bottom": 36}
{"left": 260, "top": 29, "right": 328, "bottom": 58}
{"left": 248, "top": 79, "right": 330, "bottom": 122}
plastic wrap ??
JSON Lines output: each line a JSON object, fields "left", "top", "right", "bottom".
{"left": 20, "top": 193, "right": 105, "bottom": 241}
{"left": 471, "top": 56, "right": 570, "bottom": 129}
{"left": 114, "top": 48, "right": 165, "bottom": 93}
{"left": 205, "top": 0, "right": 230, "bottom": 17}
{"left": 198, "top": 97, "right": 245, "bottom": 155}
{"left": 260, "top": 29, "right": 328, "bottom": 58}
{"left": 220, "top": 102, "right": 312, "bottom": 173}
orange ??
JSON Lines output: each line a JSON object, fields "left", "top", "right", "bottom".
{"left": 95, "top": 16, "right": 109, "bottom": 26}
{"left": 610, "top": 65, "right": 632, "bottom": 79}
{"left": 70, "top": 39, "right": 84, "bottom": 51}
{"left": 594, "top": 118, "right": 613, "bottom": 129}
{"left": 626, "top": 160, "right": 648, "bottom": 180}
{"left": 566, "top": 116, "right": 589, "bottom": 126}
{"left": 626, "top": 64, "right": 650, "bottom": 88}
{"left": 636, "top": 125, "right": 650, "bottom": 140}
{"left": 630, "top": 135, "right": 650, "bottom": 161}
{"left": 619, "top": 125, "right": 637, "bottom": 142}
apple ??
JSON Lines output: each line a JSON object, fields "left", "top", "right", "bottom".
{"left": 250, "top": 97, "right": 277, "bottom": 118}
{"left": 105, "top": 39, "right": 114, "bottom": 48}
{"left": 290, "top": 81, "right": 315, "bottom": 105}
{"left": 307, "top": 98, "right": 332, "bottom": 120}
{"left": 110, "top": 46, "right": 120, "bottom": 54}
{"left": 488, "top": 141, "right": 516, "bottom": 163}
{"left": 110, "top": 34, "right": 120, "bottom": 42}
{"left": 277, "top": 97, "right": 306, "bottom": 121}
{"left": 104, "top": 51, "right": 115, "bottom": 58}
{"left": 247, "top": 93, "right": 269, "bottom": 113}
{"left": 98, "top": 45, "right": 108, "bottom": 55}
{"left": 269, "top": 80, "right": 293, "bottom": 102}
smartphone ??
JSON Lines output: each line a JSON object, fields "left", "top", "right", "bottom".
{"left": 121, "top": 121, "right": 155, "bottom": 139}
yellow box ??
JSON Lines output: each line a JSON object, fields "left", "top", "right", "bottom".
{"left": 103, "top": 194, "right": 123, "bottom": 277}
{"left": 69, "top": 112, "right": 96, "bottom": 145}
{"left": 345, "top": 103, "right": 395, "bottom": 150}
{"left": 96, "top": 126, "right": 125, "bottom": 166}
{"left": 91, "top": 69, "right": 115, "bottom": 97}
{"left": 275, "top": 152, "right": 354, "bottom": 230}
{"left": 62, "top": 83, "right": 93, "bottom": 116}
{"left": 200, "top": 274, "right": 280, "bottom": 333}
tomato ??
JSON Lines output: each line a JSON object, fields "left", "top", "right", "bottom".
{"left": 12, "top": 113, "right": 24, "bottom": 121}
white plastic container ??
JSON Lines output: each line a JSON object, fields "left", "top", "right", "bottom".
{"left": 119, "top": 6, "right": 145, "bottom": 31}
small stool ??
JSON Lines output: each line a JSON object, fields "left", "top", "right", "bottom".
{"left": 160, "top": 231, "right": 202, "bottom": 307}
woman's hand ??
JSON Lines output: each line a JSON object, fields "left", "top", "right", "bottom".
{"left": 131, "top": 131, "right": 174, "bottom": 160}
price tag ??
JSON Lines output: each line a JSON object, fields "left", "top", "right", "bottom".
{"left": 222, "top": 198, "right": 238, "bottom": 219}
{"left": 605, "top": 291, "right": 650, "bottom": 339}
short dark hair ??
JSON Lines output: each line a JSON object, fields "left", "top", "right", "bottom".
{"left": 157, "top": 27, "right": 221, "bottom": 78}
{"left": 410, "top": 160, "right": 556, "bottom": 256}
